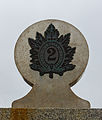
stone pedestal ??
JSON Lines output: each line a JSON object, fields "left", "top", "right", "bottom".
{"left": 0, "top": 109, "right": 102, "bottom": 120}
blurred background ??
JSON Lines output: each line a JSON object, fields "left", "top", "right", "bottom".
{"left": 0, "top": 0, "right": 102, "bottom": 108}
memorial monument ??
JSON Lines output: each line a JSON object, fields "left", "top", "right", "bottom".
{"left": 0, "top": 19, "right": 101, "bottom": 120}
{"left": 13, "top": 19, "right": 90, "bottom": 108}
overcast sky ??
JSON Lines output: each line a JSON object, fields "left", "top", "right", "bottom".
{"left": 0, "top": 0, "right": 102, "bottom": 108}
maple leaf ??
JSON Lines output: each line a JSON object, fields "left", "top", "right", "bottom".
{"left": 28, "top": 24, "right": 76, "bottom": 78}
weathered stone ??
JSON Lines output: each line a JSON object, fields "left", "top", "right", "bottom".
{"left": 0, "top": 109, "right": 102, "bottom": 120}
{"left": 13, "top": 19, "right": 90, "bottom": 108}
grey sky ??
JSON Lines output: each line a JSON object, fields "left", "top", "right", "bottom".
{"left": 0, "top": 0, "right": 102, "bottom": 108}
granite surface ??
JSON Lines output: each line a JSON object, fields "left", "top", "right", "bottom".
{"left": 0, "top": 109, "right": 102, "bottom": 120}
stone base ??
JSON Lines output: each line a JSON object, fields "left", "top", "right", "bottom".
{"left": 0, "top": 108, "right": 102, "bottom": 120}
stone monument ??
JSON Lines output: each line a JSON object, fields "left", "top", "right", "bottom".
{"left": 1, "top": 19, "right": 102, "bottom": 120}
{"left": 12, "top": 19, "right": 90, "bottom": 108}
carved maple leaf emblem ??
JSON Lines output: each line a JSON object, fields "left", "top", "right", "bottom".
{"left": 28, "top": 24, "right": 76, "bottom": 78}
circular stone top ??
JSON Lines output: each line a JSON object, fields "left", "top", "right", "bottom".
{"left": 14, "top": 19, "right": 89, "bottom": 87}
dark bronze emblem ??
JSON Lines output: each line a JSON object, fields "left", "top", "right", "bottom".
{"left": 28, "top": 24, "right": 76, "bottom": 78}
